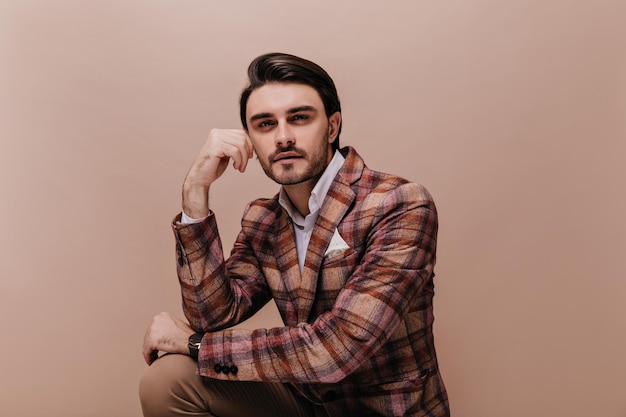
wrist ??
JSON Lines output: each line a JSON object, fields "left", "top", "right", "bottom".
{"left": 188, "top": 332, "right": 203, "bottom": 360}
{"left": 182, "top": 182, "right": 210, "bottom": 219}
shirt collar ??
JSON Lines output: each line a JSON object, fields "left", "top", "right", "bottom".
{"left": 278, "top": 150, "right": 346, "bottom": 228}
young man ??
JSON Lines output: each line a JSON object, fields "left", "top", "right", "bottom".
{"left": 140, "top": 53, "right": 449, "bottom": 417}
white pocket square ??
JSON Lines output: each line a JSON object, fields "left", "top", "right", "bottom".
{"left": 324, "top": 229, "right": 350, "bottom": 256}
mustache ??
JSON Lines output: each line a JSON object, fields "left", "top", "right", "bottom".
{"left": 269, "top": 145, "right": 306, "bottom": 161}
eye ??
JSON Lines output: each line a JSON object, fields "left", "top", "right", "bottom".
{"left": 257, "top": 120, "right": 275, "bottom": 128}
{"left": 290, "top": 114, "right": 310, "bottom": 122}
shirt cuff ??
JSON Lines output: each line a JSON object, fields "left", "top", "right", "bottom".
{"left": 180, "top": 211, "right": 208, "bottom": 224}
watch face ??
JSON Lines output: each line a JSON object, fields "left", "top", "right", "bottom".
{"left": 188, "top": 333, "right": 203, "bottom": 360}
{"left": 189, "top": 333, "right": 203, "bottom": 345}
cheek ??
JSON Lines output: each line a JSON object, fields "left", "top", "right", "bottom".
{"left": 303, "top": 124, "right": 330, "bottom": 145}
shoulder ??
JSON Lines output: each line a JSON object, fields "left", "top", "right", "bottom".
{"left": 340, "top": 147, "right": 434, "bottom": 206}
{"left": 357, "top": 167, "right": 435, "bottom": 213}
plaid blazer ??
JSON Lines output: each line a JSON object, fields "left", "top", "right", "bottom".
{"left": 173, "top": 147, "right": 449, "bottom": 416}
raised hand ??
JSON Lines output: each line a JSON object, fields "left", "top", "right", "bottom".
{"left": 182, "top": 129, "right": 254, "bottom": 218}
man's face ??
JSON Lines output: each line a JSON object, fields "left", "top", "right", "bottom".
{"left": 245, "top": 82, "right": 340, "bottom": 187}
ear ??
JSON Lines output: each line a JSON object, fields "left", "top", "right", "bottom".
{"left": 327, "top": 111, "right": 341, "bottom": 144}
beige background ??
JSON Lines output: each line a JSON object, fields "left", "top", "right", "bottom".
{"left": 1, "top": 1, "right": 625, "bottom": 416}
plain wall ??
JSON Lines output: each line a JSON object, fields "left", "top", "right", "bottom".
{"left": 1, "top": 1, "right": 625, "bottom": 416}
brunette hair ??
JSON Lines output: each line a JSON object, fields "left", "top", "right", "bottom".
{"left": 240, "top": 53, "right": 342, "bottom": 150}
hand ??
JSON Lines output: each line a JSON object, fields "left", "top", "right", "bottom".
{"left": 182, "top": 129, "right": 254, "bottom": 218}
{"left": 142, "top": 312, "right": 195, "bottom": 365}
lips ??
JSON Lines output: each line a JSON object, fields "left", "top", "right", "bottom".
{"left": 273, "top": 151, "right": 302, "bottom": 162}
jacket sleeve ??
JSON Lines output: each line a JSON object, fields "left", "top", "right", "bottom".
{"left": 188, "top": 182, "right": 438, "bottom": 384}
{"left": 173, "top": 211, "right": 272, "bottom": 332}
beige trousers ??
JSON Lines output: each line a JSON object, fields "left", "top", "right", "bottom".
{"left": 139, "top": 354, "right": 329, "bottom": 417}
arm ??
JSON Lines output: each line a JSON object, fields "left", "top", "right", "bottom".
{"left": 142, "top": 129, "right": 255, "bottom": 364}
{"left": 196, "top": 182, "right": 437, "bottom": 383}
{"left": 173, "top": 210, "right": 273, "bottom": 332}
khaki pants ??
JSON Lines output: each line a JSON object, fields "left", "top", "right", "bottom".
{"left": 139, "top": 354, "right": 329, "bottom": 417}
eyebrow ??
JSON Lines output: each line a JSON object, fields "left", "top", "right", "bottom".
{"left": 249, "top": 105, "right": 318, "bottom": 122}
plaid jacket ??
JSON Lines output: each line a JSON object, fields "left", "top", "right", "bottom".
{"left": 173, "top": 147, "right": 449, "bottom": 416}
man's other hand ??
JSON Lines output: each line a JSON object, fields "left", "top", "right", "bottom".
{"left": 142, "top": 312, "right": 195, "bottom": 365}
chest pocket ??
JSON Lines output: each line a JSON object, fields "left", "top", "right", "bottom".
{"left": 317, "top": 247, "right": 360, "bottom": 301}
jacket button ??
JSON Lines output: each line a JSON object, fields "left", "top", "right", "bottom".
{"left": 222, "top": 366, "right": 230, "bottom": 375}
{"left": 214, "top": 364, "right": 222, "bottom": 373}
{"left": 229, "top": 365, "right": 238, "bottom": 375}
{"left": 323, "top": 390, "right": 337, "bottom": 401}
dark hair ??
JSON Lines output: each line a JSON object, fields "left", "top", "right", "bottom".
{"left": 240, "top": 52, "right": 342, "bottom": 151}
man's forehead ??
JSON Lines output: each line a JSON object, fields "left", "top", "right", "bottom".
{"left": 246, "top": 82, "right": 323, "bottom": 116}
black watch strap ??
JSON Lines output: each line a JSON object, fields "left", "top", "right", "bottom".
{"left": 188, "top": 332, "right": 203, "bottom": 360}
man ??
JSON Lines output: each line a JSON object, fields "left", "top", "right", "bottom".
{"left": 140, "top": 52, "right": 449, "bottom": 417}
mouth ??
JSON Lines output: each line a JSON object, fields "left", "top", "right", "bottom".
{"left": 273, "top": 151, "right": 303, "bottom": 163}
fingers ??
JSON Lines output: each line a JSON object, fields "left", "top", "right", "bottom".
{"left": 142, "top": 313, "right": 163, "bottom": 365}
{"left": 213, "top": 129, "right": 253, "bottom": 173}
{"left": 238, "top": 133, "right": 255, "bottom": 172}
{"left": 142, "top": 329, "right": 157, "bottom": 365}
{"left": 219, "top": 140, "right": 247, "bottom": 173}
{"left": 142, "top": 347, "right": 157, "bottom": 365}
{"left": 142, "top": 312, "right": 194, "bottom": 366}
{"left": 186, "top": 129, "right": 253, "bottom": 188}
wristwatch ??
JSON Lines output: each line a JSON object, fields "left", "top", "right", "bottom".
{"left": 188, "top": 332, "right": 203, "bottom": 360}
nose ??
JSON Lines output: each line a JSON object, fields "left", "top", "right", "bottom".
{"left": 274, "top": 121, "right": 295, "bottom": 147}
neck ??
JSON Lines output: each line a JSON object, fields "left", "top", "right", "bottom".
{"left": 284, "top": 148, "right": 335, "bottom": 217}
{"left": 283, "top": 181, "right": 316, "bottom": 217}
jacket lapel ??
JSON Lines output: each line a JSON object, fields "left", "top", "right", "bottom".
{"left": 296, "top": 148, "right": 363, "bottom": 323}
{"left": 296, "top": 180, "right": 356, "bottom": 322}
{"left": 271, "top": 207, "right": 302, "bottom": 325}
